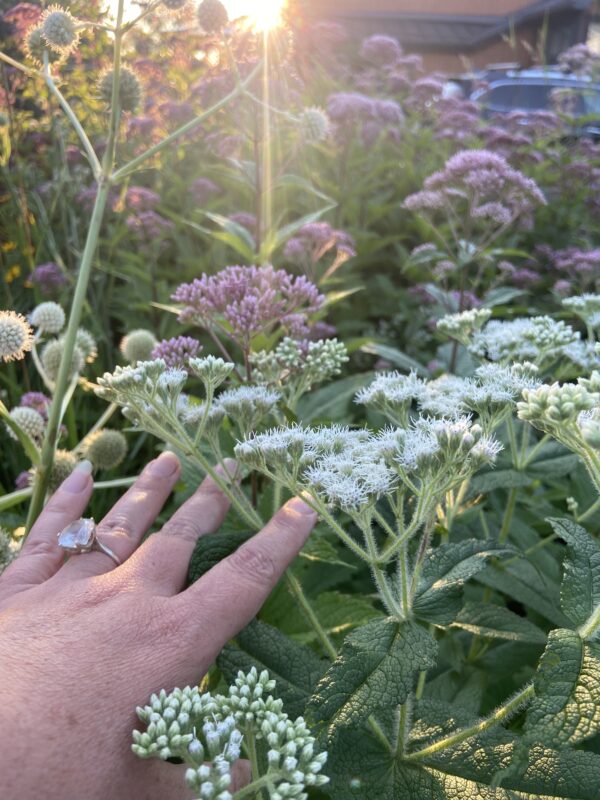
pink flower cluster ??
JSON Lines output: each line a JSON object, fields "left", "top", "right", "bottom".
{"left": 284, "top": 222, "right": 356, "bottom": 267}
{"left": 360, "top": 35, "right": 402, "bottom": 68}
{"left": 151, "top": 336, "right": 202, "bottom": 370}
{"left": 172, "top": 265, "right": 324, "bottom": 350}
{"left": 327, "top": 92, "right": 404, "bottom": 147}
{"left": 403, "top": 149, "right": 546, "bottom": 229}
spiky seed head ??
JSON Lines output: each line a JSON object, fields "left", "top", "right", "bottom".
{"left": 30, "top": 301, "right": 65, "bottom": 334}
{"left": 40, "top": 6, "right": 79, "bottom": 53}
{"left": 99, "top": 68, "right": 142, "bottom": 113}
{"left": 0, "top": 311, "right": 34, "bottom": 362}
{"left": 74, "top": 328, "right": 98, "bottom": 363}
{"left": 6, "top": 406, "right": 46, "bottom": 442}
{"left": 83, "top": 429, "right": 128, "bottom": 470}
{"left": 41, "top": 339, "right": 84, "bottom": 382}
{"left": 24, "top": 25, "right": 65, "bottom": 67}
{"left": 120, "top": 329, "right": 158, "bottom": 364}
{"left": 197, "top": 0, "right": 228, "bottom": 32}
{"left": 46, "top": 450, "right": 78, "bottom": 492}
{"left": 299, "top": 108, "right": 330, "bottom": 143}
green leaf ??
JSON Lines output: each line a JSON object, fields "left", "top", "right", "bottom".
{"left": 0, "top": 401, "right": 41, "bottom": 466}
{"left": 307, "top": 618, "right": 437, "bottom": 736}
{"left": 217, "top": 619, "right": 324, "bottom": 719}
{"left": 296, "top": 373, "right": 374, "bottom": 422}
{"left": 523, "top": 628, "right": 600, "bottom": 747}
{"left": 303, "top": 592, "right": 384, "bottom": 640}
{"left": 326, "top": 714, "right": 600, "bottom": 800}
{"left": 414, "top": 540, "right": 515, "bottom": 626}
{"left": 359, "top": 342, "right": 428, "bottom": 376}
{"left": 549, "top": 517, "right": 600, "bottom": 629}
{"left": 469, "top": 468, "right": 532, "bottom": 495}
{"left": 298, "top": 535, "right": 356, "bottom": 570}
{"left": 452, "top": 601, "right": 547, "bottom": 644}
{"left": 187, "top": 529, "right": 251, "bottom": 584}
{"left": 477, "top": 560, "right": 569, "bottom": 628}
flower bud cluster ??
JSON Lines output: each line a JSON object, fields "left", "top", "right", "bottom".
{"left": 214, "top": 386, "right": 281, "bottom": 437}
{"left": 251, "top": 338, "right": 348, "bottom": 406}
{"left": 563, "top": 294, "right": 600, "bottom": 330}
{"left": 133, "top": 668, "right": 328, "bottom": 800}
{"left": 517, "top": 378, "right": 600, "bottom": 489}
{"left": 437, "top": 308, "right": 492, "bottom": 346}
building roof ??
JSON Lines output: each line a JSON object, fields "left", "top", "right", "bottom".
{"left": 321, "top": 0, "right": 593, "bottom": 51}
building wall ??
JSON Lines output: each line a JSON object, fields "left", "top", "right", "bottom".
{"left": 313, "top": 0, "right": 539, "bottom": 16}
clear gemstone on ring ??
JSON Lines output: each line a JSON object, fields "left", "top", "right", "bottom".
{"left": 57, "top": 518, "right": 96, "bottom": 553}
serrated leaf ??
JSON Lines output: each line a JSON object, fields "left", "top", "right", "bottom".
{"left": 217, "top": 619, "right": 324, "bottom": 718}
{"left": 326, "top": 713, "right": 600, "bottom": 800}
{"left": 307, "top": 618, "right": 437, "bottom": 736}
{"left": 523, "top": 628, "right": 600, "bottom": 747}
{"left": 549, "top": 517, "right": 600, "bottom": 629}
{"left": 414, "top": 540, "right": 515, "bottom": 626}
{"left": 305, "top": 592, "right": 384, "bottom": 639}
{"left": 452, "top": 602, "right": 547, "bottom": 644}
{"left": 470, "top": 468, "right": 532, "bottom": 494}
{"left": 187, "top": 529, "right": 251, "bottom": 584}
{"left": 298, "top": 535, "right": 356, "bottom": 570}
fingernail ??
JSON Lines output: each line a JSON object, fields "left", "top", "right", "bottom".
{"left": 287, "top": 496, "right": 317, "bottom": 517}
{"left": 215, "top": 458, "right": 240, "bottom": 484}
{"left": 63, "top": 460, "right": 93, "bottom": 493}
{"left": 148, "top": 451, "right": 180, "bottom": 477}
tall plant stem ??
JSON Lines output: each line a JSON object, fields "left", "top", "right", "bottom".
{"left": 285, "top": 570, "right": 337, "bottom": 659}
{"left": 406, "top": 684, "right": 534, "bottom": 760}
{"left": 25, "top": 0, "right": 126, "bottom": 531}
{"left": 499, "top": 487, "right": 518, "bottom": 544}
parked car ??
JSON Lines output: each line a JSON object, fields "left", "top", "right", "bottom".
{"left": 446, "top": 65, "right": 600, "bottom": 137}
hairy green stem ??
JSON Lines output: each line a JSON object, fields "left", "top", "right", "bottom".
{"left": 406, "top": 684, "right": 534, "bottom": 760}
{"left": 285, "top": 570, "right": 337, "bottom": 658}
{"left": 499, "top": 487, "right": 518, "bottom": 544}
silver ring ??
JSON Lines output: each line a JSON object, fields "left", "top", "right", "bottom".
{"left": 57, "top": 517, "right": 121, "bottom": 566}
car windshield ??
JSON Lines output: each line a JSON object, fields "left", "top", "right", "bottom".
{"left": 481, "top": 82, "right": 600, "bottom": 117}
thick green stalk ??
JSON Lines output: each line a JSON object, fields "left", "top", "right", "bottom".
{"left": 406, "top": 684, "right": 534, "bottom": 760}
{"left": 498, "top": 487, "right": 518, "bottom": 544}
{"left": 25, "top": 0, "right": 126, "bottom": 531}
{"left": 285, "top": 570, "right": 337, "bottom": 659}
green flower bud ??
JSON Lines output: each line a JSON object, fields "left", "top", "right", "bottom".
{"left": 25, "top": 25, "right": 64, "bottom": 67}
{"left": 299, "top": 108, "right": 330, "bottom": 143}
{"left": 41, "top": 6, "right": 79, "bottom": 53}
{"left": 6, "top": 406, "right": 45, "bottom": 443}
{"left": 120, "top": 329, "right": 158, "bottom": 364}
{"left": 99, "top": 68, "right": 142, "bottom": 113}
{"left": 30, "top": 301, "right": 65, "bottom": 334}
{"left": 197, "top": 0, "right": 229, "bottom": 32}
{"left": 82, "top": 429, "right": 128, "bottom": 470}
{"left": 41, "top": 339, "right": 84, "bottom": 382}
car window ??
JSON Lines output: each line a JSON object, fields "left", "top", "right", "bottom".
{"left": 482, "top": 82, "right": 600, "bottom": 116}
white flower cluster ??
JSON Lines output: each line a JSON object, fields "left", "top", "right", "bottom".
{"left": 251, "top": 338, "right": 348, "bottom": 407}
{"left": 132, "top": 668, "right": 328, "bottom": 800}
{"left": 469, "top": 316, "right": 579, "bottom": 366}
{"left": 236, "top": 416, "right": 501, "bottom": 512}
{"left": 563, "top": 294, "right": 600, "bottom": 330}
{"left": 214, "top": 386, "right": 281, "bottom": 436}
{"left": 356, "top": 364, "right": 539, "bottom": 430}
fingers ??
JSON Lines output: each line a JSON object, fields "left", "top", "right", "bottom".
{"left": 123, "top": 461, "right": 236, "bottom": 594}
{"left": 172, "top": 497, "right": 317, "bottom": 663}
{"left": 0, "top": 461, "right": 93, "bottom": 601}
{"left": 62, "top": 452, "right": 181, "bottom": 580}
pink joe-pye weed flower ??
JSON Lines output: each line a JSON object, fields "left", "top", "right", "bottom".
{"left": 172, "top": 265, "right": 325, "bottom": 352}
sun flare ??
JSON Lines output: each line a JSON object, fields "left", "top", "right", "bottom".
{"left": 225, "top": 0, "right": 286, "bottom": 31}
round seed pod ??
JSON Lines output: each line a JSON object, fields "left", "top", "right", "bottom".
{"left": 197, "top": 0, "right": 228, "bottom": 33}
{"left": 30, "top": 301, "right": 66, "bottom": 334}
{"left": 40, "top": 6, "right": 79, "bottom": 53}
{"left": 41, "top": 339, "right": 84, "bottom": 382}
{"left": 24, "top": 25, "right": 65, "bottom": 67}
{"left": 83, "top": 429, "right": 128, "bottom": 470}
{"left": 120, "top": 329, "right": 158, "bottom": 364}
{"left": 98, "top": 68, "right": 142, "bottom": 113}
{"left": 299, "top": 107, "right": 330, "bottom": 143}
{"left": 46, "top": 450, "right": 78, "bottom": 492}
{"left": 6, "top": 407, "right": 46, "bottom": 442}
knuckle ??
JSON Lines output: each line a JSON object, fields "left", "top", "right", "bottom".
{"left": 21, "top": 538, "right": 60, "bottom": 560}
{"left": 161, "top": 516, "right": 199, "bottom": 543}
{"left": 98, "top": 512, "right": 134, "bottom": 539}
{"left": 226, "top": 541, "right": 278, "bottom": 585}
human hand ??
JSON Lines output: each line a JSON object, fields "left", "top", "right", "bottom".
{"left": 0, "top": 452, "right": 317, "bottom": 800}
